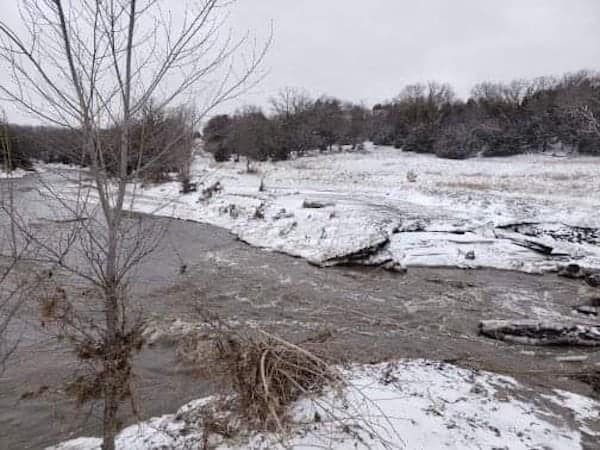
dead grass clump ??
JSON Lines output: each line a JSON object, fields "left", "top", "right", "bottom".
{"left": 216, "top": 330, "right": 339, "bottom": 431}
{"left": 176, "top": 333, "right": 217, "bottom": 366}
{"left": 170, "top": 315, "right": 403, "bottom": 449}
{"left": 188, "top": 326, "right": 340, "bottom": 433}
{"left": 441, "top": 181, "right": 494, "bottom": 191}
{"left": 200, "top": 181, "right": 223, "bottom": 201}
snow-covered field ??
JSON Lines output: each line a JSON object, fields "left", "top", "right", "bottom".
{"left": 121, "top": 145, "right": 600, "bottom": 273}
{"left": 50, "top": 359, "right": 599, "bottom": 450}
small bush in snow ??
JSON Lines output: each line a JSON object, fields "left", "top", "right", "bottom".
{"left": 253, "top": 202, "right": 266, "bottom": 219}
{"left": 208, "top": 328, "right": 339, "bottom": 431}
{"left": 273, "top": 208, "right": 294, "bottom": 220}
{"left": 219, "top": 204, "right": 239, "bottom": 219}
{"left": 199, "top": 181, "right": 223, "bottom": 201}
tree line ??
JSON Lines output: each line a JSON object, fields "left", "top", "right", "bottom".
{"left": 1, "top": 70, "right": 599, "bottom": 177}
{"left": 203, "top": 88, "right": 370, "bottom": 162}
{"left": 204, "top": 70, "right": 600, "bottom": 161}
{"left": 1, "top": 104, "right": 196, "bottom": 182}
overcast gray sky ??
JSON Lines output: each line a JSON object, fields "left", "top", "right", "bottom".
{"left": 1, "top": 0, "right": 599, "bottom": 122}
{"left": 228, "top": 0, "right": 600, "bottom": 108}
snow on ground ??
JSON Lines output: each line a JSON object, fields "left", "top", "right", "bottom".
{"left": 118, "top": 144, "right": 600, "bottom": 273}
{"left": 27, "top": 145, "right": 600, "bottom": 272}
{"left": 49, "top": 359, "right": 599, "bottom": 450}
{"left": 0, "top": 161, "right": 80, "bottom": 179}
{"left": 0, "top": 167, "right": 29, "bottom": 179}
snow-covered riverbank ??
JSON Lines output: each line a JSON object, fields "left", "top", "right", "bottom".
{"left": 50, "top": 359, "right": 600, "bottom": 450}
{"left": 121, "top": 145, "right": 600, "bottom": 273}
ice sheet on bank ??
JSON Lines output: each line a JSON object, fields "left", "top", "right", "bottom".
{"left": 49, "top": 360, "right": 599, "bottom": 450}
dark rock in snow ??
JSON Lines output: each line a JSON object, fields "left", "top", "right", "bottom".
{"left": 558, "top": 263, "right": 586, "bottom": 279}
{"left": 586, "top": 272, "right": 600, "bottom": 288}
{"left": 302, "top": 199, "right": 335, "bottom": 209}
{"left": 465, "top": 250, "right": 476, "bottom": 260}
{"left": 382, "top": 260, "right": 407, "bottom": 273}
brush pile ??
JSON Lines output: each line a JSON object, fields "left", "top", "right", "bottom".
{"left": 179, "top": 324, "right": 340, "bottom": 432}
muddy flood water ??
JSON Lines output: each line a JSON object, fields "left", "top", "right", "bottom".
{"left": 1, "top": 203, "right": 600, "bottom": 448}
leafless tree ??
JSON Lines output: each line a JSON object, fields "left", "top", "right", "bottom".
{"left": 269, "top": 87, "right": 318, "bottom": 155}
{"left": 571, "top": 75, "right": 600, "bottom": 139}
{"left": 0, "top": 120, "right": 26, "bottom": 374}
{"left": 579, "top": 105, "right": 600, "bottom": 137}
{"left": 0, "top": 1, "right": 269, "bottom": 448}
{"left": 270, "top": 87, "right": 313, "bottom": 118}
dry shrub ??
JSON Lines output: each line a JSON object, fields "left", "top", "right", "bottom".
{"left": 217, "top": 331, "right": 338, "bottom": 430}
{"left": 176, "top": 333, "right": 217, "bottom": 366}
{"left": 200, "top": 181, "right": 223, "bottom": 201}
{"left": 169, "top": 316, "right": 404, "bottom": 449}
{"left": 180, "top": 322, "right": 340, "bottom": 433}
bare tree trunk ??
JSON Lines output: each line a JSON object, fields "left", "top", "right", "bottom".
{"left": 102, "top": 279, "right": 119, "bottom": 450}
{"left": 102, "top": 366, "right": 119, "bottom": 450}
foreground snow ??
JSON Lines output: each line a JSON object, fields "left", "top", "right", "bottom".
{"left": 49, "top": 360, "right": 599, "bottom": 450}
{"left": 125, "top": 145, "right": 600, "bottom": 273}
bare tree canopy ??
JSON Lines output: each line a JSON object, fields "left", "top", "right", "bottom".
{"left": 0, "top": 0, "right": 269, "bottom": 127}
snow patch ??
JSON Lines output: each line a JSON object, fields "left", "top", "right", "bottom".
{"left": 0, "top": 168, "right": 29, "bottom": 179}
{"left": 48, "top": 360, "right": 599, "bottom": 450}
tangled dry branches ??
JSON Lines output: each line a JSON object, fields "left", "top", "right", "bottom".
{"left": 213, "top": 329, "right": 340, "bottom": 431}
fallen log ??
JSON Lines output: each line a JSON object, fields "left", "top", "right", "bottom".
{"left": 479, "top": 319, "right": 600, "bottom": 346}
